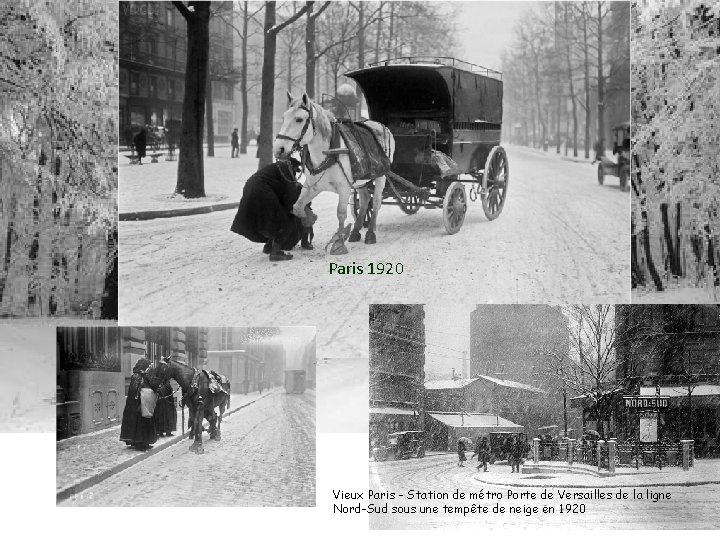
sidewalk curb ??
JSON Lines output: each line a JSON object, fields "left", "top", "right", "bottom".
{"left": 120, "top": 201, "right": 238, "bottom": 221}
{"left": 475, "top": 476, "right": 720, "bottom": 489}
{"left": 56, "top": 390, "right": 274, "bottom": 503}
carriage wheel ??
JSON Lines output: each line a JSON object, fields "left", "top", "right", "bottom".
{"left": 597, "top": 164, "right": 605, "bottom": 185}
{"left": 442, "top": 181, "right": 467, "bottom": 235}
{"left": 351, "top": 191, "right": 373, "bottom": 228}
{"left": 399, "top": 193, "right": 423, "bottom": 215}
{"left": 619, "top": 166, "right": 628, "bottom": 191}
{"left": 481, "top": 146, "right": 509, "bottom": 220}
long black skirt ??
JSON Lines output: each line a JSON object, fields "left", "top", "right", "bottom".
{"left": 120, "top": 394, "right": 157, "bottom": 447}
{"left": 154, "top": 394, "right": 177, "bottom": 435}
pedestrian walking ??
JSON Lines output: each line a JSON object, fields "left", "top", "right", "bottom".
{"left": 120, "top": 357, "right": 160, "bottom": 450}
{"left": 133, "top": 128, "right": 147, "bottom": 165}
{"left": 510, "top": 435, "right": 525, "bottom": 473}
{"left": 231, "top": 128, "right": 239, "bottom": 158}
{"left": 229, "top": 158, "right": 315, "bottom": 261}
{"left": 457, "top": 439, "right": 467, "bottom": 467}
{"left": 472, "top": 436, "right": 490, "bottom": 472}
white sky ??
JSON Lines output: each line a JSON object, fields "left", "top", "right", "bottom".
{"left": 456, "top": 1, "right": 542, "bottom": 70}
{"left": 422, "top": 303, "right": 474, "bottom": 380}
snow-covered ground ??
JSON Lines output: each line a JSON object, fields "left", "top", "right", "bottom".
{"left": 316, "top": 358, "right": 368, "bottom": 433}
{"left": 119, "top": 145, "right": 630, "bottom": 357}
{"left": 0, "top": 324, "right": 55, "bottom": 432}
{"left": 633, "top": 277, "right": 719, "bottom": 303}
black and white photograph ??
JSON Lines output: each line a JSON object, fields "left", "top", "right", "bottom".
{"left": 0, "top": 323, "right": 54, "bottom": 432}
{"left": 0, "top": 0, "right": 118, "bottom": 319}
{"left": 118, "top": 1, "right": 630, "bottom": 357}
{"left": 56, "top": 325, "right": 316, "bottom": 506}
{"left": 369, "top": 303, "right": 720, "bottom": 529}
{"left": 632, "top": 0, "right": 720, "bottom": 302}
{"left": 317, "top": 357, "right": 368, "bottom": 432}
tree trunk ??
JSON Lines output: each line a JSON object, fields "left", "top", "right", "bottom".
{"left": 174, "top": 1, "right": 210, "bottom": 198}
{"left": 240, "top": 1, "right": 249, "bottom": 154}
{"left": 206, "top": 75, "right": 215, "bottom": 157}
{"left": 596, "top": 2, "right": 606, "bottom": 156}
{"left": 374, "top": 4, "right": 382, "bottom": 63}
{"left": 582, "top": 4, "right": 591, "bottom": 159}
{"left": 661, "top": 202, "right": 681, "bottom": 277}
{"left": 305, "top": 2, "right": 316, "bottom": 98}
{"left": 258, "top": 2, "right": 279, "bottom": 169}
{"left": 565, "top": 4, "right": 578, "bottom": 157}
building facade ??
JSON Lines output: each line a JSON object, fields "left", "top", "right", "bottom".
{"left": 119, "top": 1, "right": 236, "bottom": 145}
{"left": 369, "top": 305, "right": 426, "bottom": 445}
{"left": 57, "top": 326, "right": 207, "bottom": 438}
{"left": 612, "top": 305, "right": 720, "bottom": 456}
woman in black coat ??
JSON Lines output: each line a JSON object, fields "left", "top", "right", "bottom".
{"left": 230, "top": 159, "right": 314, "bottom": 261}
{"left": 120, "top": 357, "right": 160, "bottom": 450}
{"left": 153, "top": 358, "right": 176, "bottom": 437}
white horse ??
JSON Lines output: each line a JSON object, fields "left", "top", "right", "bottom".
{"left": 273, "top": 92, "right": 395, "bottom": 254}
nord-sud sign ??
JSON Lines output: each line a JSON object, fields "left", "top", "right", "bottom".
{"left": 623, "top": 396, "right": 670, "bottom": 410}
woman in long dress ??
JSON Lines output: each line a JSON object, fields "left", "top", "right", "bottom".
{"left": 120, "top": 357, "right": 160, "bottom": 450}
{"left": 153, "top": 358, "right": 177, "bottom": 437}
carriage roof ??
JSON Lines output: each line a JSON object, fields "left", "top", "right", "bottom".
{"left": 345, "top": 57, "right": 503, "bottom": 125}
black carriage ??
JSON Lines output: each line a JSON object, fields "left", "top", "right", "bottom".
{"left": 345, "top": 57, "right": 508, "bottom": 234}
{"left": 598, "top": 122, "right": 630, "bottom": 191}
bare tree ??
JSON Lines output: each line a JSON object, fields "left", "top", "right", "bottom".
{"left": 257, "top": 1, "right": 309, "bottom": 168}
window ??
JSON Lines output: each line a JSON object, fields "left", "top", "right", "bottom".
{"left": 130, "top": 71, "right": 139, "bottom": 95}
{"left": 221, "top": 327, "right": 233, "bottom": 349}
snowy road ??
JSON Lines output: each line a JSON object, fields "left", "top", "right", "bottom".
{"left": 119, "top": 145, "right": 629, "bottom": 356}
{"left": 60, "top": 390, "right": 316, "bottom": 506}
{"left": 369, "top": 455, "right": 720, "bottom": 529}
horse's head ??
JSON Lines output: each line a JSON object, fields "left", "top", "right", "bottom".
{"left": 274, "top": 91, "right": 316, "bottom": 159}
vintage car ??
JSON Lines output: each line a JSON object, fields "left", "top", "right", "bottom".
{"left": 372, "top": 430, "right": 426, "bottom": 461}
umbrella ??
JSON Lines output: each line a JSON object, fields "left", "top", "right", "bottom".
{"left": 584, "top": 430, "right": 601, "bottom": 438}
{"left": 458, "top": 437, "right": 473, "bottom": 446}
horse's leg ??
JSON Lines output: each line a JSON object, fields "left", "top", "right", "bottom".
{"left": 349, "top": 187, "right": 370, "bottom": 242}
{"left": 365, "top": 176, "right": 385, "bottom": 244}
{"left": 190, "top": 398, "right": 205, "bottom": 453}
{"left": 330, "top": 187, "right": 350, "bottom": 255}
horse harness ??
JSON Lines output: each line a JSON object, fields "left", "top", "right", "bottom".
{"left": 274, "top": 103, "right": 364, "bottom": 191}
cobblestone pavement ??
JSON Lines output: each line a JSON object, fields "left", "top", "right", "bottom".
{"left": 57, "top": 391, "right": 269, "bottom": 493}
{"left": 369, "top": 454, "right": 720, "bottom": 529}
{"left": 60, "top": 390, "right": 315, "bottom": 506}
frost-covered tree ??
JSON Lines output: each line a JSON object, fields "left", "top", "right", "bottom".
{"left": 0, "top": 0, "right": 117, "bottom": 318}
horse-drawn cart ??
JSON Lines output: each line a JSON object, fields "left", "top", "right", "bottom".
{"left": 345, "top": 56, "right": 508, "bottom": 234}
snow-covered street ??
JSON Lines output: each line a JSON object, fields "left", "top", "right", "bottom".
{"left": 119, "top": 145, "right": 629, "bottom": 356}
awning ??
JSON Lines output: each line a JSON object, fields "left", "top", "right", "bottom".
{"left": 639, "top": 385, "right": 720, "bottom": 398}
{"left": 428, "top": 412, "right": 523, "bottom": 430}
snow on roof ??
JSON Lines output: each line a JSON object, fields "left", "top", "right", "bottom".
{"left": 370, "top": 407, "right": 418, "bottom": 416}
{"left": 424, "top": 378, "right": 478, "bottom": 390}
{"left": 428, "top": 412, "right": 523, "bottom": 429}
{"left": 476, "top": 375, "right": 548, "bottom": 394}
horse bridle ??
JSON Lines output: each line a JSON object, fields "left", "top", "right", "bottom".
{"left": 274, "top": 103, "right": 316, "bottom": 155}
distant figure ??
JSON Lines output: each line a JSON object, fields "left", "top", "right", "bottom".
{"left": 231, "top": 128, "right": 239, "bottom": 158}
{"left": 457, "top": 439, "right": 467, "bottom": 467}
{"left": 133, "top": 128, "right": 147, "bottom": 165}
{"left": 472, "top": 436, "right": 490, "bottom": 472}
